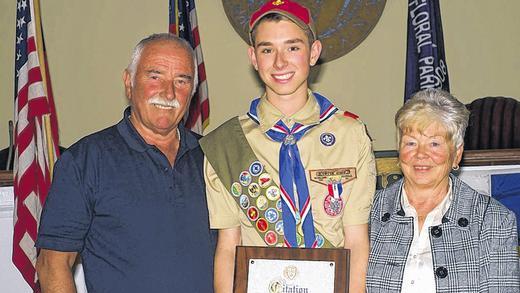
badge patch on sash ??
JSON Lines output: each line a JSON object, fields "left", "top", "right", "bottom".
{"left": 231, "top": 182, "right": 242, "bottom": 197}
{"left": 256, "top": 195, "right": 268, "bottom": 211}
{"left": 248, "top": 183, "right": 261, "bottom": 197}
{"left": 265, "top": 208, "right": 279, "bottom": 223}
{"left": 257, "top": 218, "right": 268, "bottom": 232}
{"left": 275, "top": 221, "right": 284, "bottom": 235}
{"left": 239, "top": 195, "right": 250, "bottom": 209}
{"left": 249, "top": 161, "right": 263, "bottom": 176}
{"left": 247, "top": 206, "right": 259, "bottom": 221}
{"left": 258, "top": 173, "right": 272, "bottom": 188}
{"left": 265, "top": 231, "right": 278, "bottom": 245}
{"left": 239, "top": 171, "right": 252, "bottom": 186}
{"left": 315, "top": 234, "right": 325, "bottom": 248}
{"left": 266, "top": 186, "right": 281, "bottom": 201}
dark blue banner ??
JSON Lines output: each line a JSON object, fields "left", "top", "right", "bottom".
{"left": 491, "top": 173, "right": 520, "bottom": 240}
{"left": 404, "top": 0, "right": 449, "bottom": 102}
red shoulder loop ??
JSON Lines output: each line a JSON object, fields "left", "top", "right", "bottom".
{"left": 343, "top": 111, "right": 359, "bottom": 120}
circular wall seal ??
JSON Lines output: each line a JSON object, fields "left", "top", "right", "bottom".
{"left": 222, "top": 0, "right": 387, "bottom": 62}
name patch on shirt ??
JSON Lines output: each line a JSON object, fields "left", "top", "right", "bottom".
{"left": 309, "top": 168, "right": 357, "bottom": 185}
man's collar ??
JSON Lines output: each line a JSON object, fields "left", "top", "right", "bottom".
{"left": 256, "top": 90, "right": 320, "bottom": 132}
{"left": 117, "top": 107, "right": 200, "bottom": 155}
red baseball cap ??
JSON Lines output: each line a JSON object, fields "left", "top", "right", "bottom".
{"left": 249, "top": 0, "right": 317, "bottom": 44}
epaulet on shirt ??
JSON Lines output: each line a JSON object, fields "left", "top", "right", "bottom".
{"left": 342, "top": 110, "right": 373, "bottom": 140}
{"left": 343, "top": 111, "right": 359, "bottom": 120}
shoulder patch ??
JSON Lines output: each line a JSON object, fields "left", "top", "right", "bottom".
{"left": 343, "top": 111, "right": 359, "bottom": 120}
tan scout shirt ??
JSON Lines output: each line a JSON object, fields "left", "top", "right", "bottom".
{"left": 204, "top": 92, "right": 376, "bottom": 247}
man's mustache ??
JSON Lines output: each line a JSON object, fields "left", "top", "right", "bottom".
{"left": 147, "top": 95, "right": 181, "bottom": 108}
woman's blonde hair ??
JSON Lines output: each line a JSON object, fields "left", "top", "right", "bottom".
{"left": 395, "top": 88, "right": 470, "bottom": 149}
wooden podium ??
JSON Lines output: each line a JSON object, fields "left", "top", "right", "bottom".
{"left": 234, "top": 246, "right": 349, "bottom": 293}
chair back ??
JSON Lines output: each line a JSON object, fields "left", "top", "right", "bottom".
{"left": 465, "top": 96, "right": 520, "bottom": 150}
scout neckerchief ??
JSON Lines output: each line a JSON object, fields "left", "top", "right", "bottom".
{"left": 247, "top": 92, "right": 337, "bottom": 248}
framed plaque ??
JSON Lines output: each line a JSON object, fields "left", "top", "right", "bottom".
{"left": 234, "top": 246, "right": 349, "bottom": 293}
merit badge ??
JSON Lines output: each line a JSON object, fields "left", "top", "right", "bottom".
{"left": 276, "top": 199, "right": 283, "bottom": 211}
{"left": 247, "top": 206, "right": 259, "bottom": 221}
{"left": 239, "top": 195, "right": 250, "bottom": 209}
{"left": 239, "top": 171, "right": 252, "bottom": 186}
{"left": 248, "top": 183, "right": 261, "bottom": 198}
{"left": 275, "top": 221, "right": 284, "bottom": 235}
{"left": 230, "top": 182, "right": 242, "bottom": 197}
{"left": 249, "top": 161, "right": 263, "bottom": 176}
{"left": 266, "top": 186, "right": 281, "bottom": 201}
{"left": 265, "top": 208, "right": 279, "bottom": 223}
{"left": 256, "top": 195, "right": 268, "bottom": 211}
{"left": 296, "top": 233, "right": 303, "bottom": 246}
{"left": 320, "top": 132, "right": 336, "bottom": 146}
{"left": 256, "top": 218, "right": 268, "bottom": 232}
{"left": 315, "top": 234, "right": 325, "bottom": 248}
{"left": 258, "top": 173, "right": 272, "bottom": 188}
{"left": 323, "top": 194, "right": 344, "bottom": 217}
{"left": 265, "top": 231, "right": 278, "bottom": 246}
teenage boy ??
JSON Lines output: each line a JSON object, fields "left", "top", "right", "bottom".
{"left": 200, "top": 1, "right": 375, "bottom": 292}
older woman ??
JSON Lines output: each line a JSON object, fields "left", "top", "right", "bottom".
{"left": 367, "top": 89, "right": 519, "bottom": 292}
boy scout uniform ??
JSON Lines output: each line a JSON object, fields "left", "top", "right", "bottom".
{"left": 202, "top": 91, "right": 376, "bottom": 248}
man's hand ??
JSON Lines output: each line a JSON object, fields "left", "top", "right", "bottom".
{"left": 36, "top": 249, "right": 78, "bottom": 293}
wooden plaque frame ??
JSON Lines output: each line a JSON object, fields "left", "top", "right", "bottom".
{"left": 234, "top": 246, "right": 349, "bottom": 293}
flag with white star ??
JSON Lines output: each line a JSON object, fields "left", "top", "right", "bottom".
{"left": 13, "top": 0, "right": 60, "bottom": 291}
{"left": 169, "top": 0, "right": 209, "bottom": 134}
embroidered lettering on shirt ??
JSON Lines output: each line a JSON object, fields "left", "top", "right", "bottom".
{"left": 309, "top": 168, "right": 357, "bottom": 185}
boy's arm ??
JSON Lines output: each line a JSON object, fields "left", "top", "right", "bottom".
{"left": 344, "top": 224, "right": 369, "bottom": 293}
{"left": 214, "top": 227, "right": 241, "bottom": 293}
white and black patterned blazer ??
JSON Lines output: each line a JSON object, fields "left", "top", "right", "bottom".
{"left": 367, "top": 174, "right": 519, "bottom": 292}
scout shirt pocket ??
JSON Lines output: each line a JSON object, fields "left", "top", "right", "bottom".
{"left": 309, "top": 167, "right": 357, "bottom": 247}
{"left": 309, "top": 167, "right": 357, "bottom": 217}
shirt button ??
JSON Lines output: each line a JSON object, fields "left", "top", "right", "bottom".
{"left": 381, "top": 212, "right": 391, "bottom": 222}
{"left": 458, "top": 217, "right": 469, "bottom": 227}
{"left": 435, "top": 266, "right": 448, "bottom": 278}
{"left": 163, "top": 167, "right": 169, "bottom": 172}
{"left": 431, "top": 226, "right": 442, "bottom": 238}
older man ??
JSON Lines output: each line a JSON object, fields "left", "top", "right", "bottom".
{"left": 35, "top": 34, "right": 214, "bottom": 293}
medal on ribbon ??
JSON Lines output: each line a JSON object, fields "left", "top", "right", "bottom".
{"left": 323, "top": 182, "right": 344, "bottom": 217}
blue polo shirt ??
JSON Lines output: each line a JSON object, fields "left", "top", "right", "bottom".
{"left": 36, "top": 108, "right": 214, "bottom": 292}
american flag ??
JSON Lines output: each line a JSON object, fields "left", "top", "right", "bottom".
{"left": 13, "top": 0, "right": 60, "bottom": 291}
{"left": 169, "top": 0, "right": 209, "bottom": 134}
{"left": 404, "top": 0, "right": 449, "bottom": 102}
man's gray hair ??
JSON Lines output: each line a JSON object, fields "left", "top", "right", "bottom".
{"left": 127, "top": 33, "right": 199, "bottom": 96}
{"left": 395, "top": 88, "right": 470, "bottom": 149}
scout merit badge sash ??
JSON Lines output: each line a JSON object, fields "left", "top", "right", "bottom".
{"left": 201, "top": 117, "right": 334, "bottom": 248}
